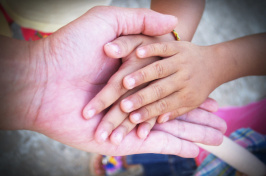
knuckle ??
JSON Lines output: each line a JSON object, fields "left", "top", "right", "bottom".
{"left": 181, "top": 91, "right": 194, "bottom": 103}
{"left": 152, "top": 85, "right": 164, "bottom": 99}
{"left": 139, "top": 69, "right": 148, "bottom": 81}
{"left": 178, "top": 122, "right": 186, "bottom": 137}
{"left": 101, "top": 119, "right": 115, "bottom": 131}
{"left": 157, "top": 100, "right": 169, "bottom": 114}
{"left": 142, "top": 106, "right": 151, "bottom": 119}
{"left": 148, "top": 44, "right": 157, "bottom": 54}
{"left": 117, "top": 37, "right": 129, "bottom": 53}
{"left": 135, "top": 92, "right": 145, "bottom": 105}
{"left": 97, "top": 99, "right": 106, "bottom": 110}
{"left": 160, "top": 43, "right": 168, "bottom": 54}
{"left": 119, "top": 124, "right": 130, "bottom": 134}
{"left": 110, "top": 81, "right": 125, "bottom": 95}
{"left": 152, "top": 62, "right": 164, "bottom": 78}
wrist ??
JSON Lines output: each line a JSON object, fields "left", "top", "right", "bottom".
{"left": 159, "top": 32, "right": 177, "bottom": 42}
{"left": 207, "top": 44, "right": 235, "bottom": 88}
{"left": 0, "top": 37, "right": 48, "bottom": 131}
{"left": 202, "top": 45, "right": 226, "bottom": 91}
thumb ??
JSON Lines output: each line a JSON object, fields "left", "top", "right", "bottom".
{"left": 115, "top": 7, "right": 178, "bottom": 36}
{"left": 199, "top": 97, "right": 219, "bottom": 112}
{"left": 90, "top": 6, "right": 178, "bottom": 37}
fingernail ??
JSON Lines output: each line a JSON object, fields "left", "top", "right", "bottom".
{"left": 131, "top": 113, "right": 141, "bottom": 123}
{"left": 113, "top": 132, "right": 123, "bottom": 145}
{"left": 125, "top": 77, "right": 135, "bottom": 89}
{"left": 86, "top": 109, "right": 96, "bottom": 119}
{"left": 161, "top": 115, "right": 170, "bottom": 123}
{"left": 121, "top": 99, "right": 133, "bottom": 112}
{"left": 137, "top": 48, "right": 146, "bottom": 57}
{"left": 100, "top": 131, "right": 108, "bottom": 142}
{"left": 106, "top": 43, "right": 120, "bottom": 54}
{"left": 141, "top": 129, "right": 149, "bottom": 139}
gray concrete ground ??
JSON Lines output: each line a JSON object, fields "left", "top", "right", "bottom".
{"left": 0, "top": 0, "right": 265, "bottom": 176}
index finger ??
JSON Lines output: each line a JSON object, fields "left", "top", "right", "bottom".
{"left": 136, "top": 41, "right": 181, "bottom": 58}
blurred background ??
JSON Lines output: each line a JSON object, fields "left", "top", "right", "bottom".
{"left": 0, "top": 0, "right": 265, "bottom": 175}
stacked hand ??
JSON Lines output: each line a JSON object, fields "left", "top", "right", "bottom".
{"left": 84, "top": 34, "right": 221, "bottom": 145}
{"left": 1, "top": 6, "right": 226, "bottom": 157}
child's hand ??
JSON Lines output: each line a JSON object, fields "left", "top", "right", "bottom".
{"left": 83, "top": 35, "right": 219, "bottom": 145}
{"left": 121, "top": 41, "right": 219, "bottom": 123}
{"left": 83, "top": 35, "right": 167, "bottom": 144}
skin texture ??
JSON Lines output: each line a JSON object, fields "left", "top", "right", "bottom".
{"left": 151, "top": 0, "right": 205, "bottom": 41}
{"left": 0, "top": 6, "right": 226, "bottom": 157}
{"left": 102, "top": 33, "right": 266, "bottom": 127}
{"left": 128, "top": 33, "right": 266, "bottom": 122}
{"left": 85, "top": 35, "right": 219, "bottom": 144}
{"left": 84, "top": 0, "right": 206, "bottom": 143}
{"left": 120, "top": 41, "right": 217, "bottom": 123}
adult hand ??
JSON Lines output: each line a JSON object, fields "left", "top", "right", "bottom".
{"left": 0, "top": 6, "right": 225, "bottom": 157}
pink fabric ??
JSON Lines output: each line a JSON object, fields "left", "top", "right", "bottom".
{"left": 195, "top": 98, "right": 266, "bottom": 165}
{"left": 215, "top": 98, "right": 266, "bottom": 136}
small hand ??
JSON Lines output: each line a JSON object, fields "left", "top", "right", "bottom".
{"left": 121, "top": 41, "right": 218, "bottom": 123}
{"left": 83, "top": 35, "right": 162, "bottom": 144}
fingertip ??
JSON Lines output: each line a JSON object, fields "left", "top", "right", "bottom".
{"left": 208, "top": 98, "right": 219, "bottom": 112}
{"left": 216, "top": 133, "right": 224, "bottom": 146}
{"left": 120, "top": 99, "right": 133, "bottom": 113}
{"left": 138, "top": 129, "right": 149, "bottom": 139}
{"left": 143, "top": 12, "right": 178, "bottom": 35}
{"left": 137, "top": 123, "right": 151, "bottom": 139}
{"left": 83, "top": 107, "right": 96, "bottom": 120}
{"left": 136, "top": 48, "right": 146, "bottom": 58}
{"left": 95, "top": 122, "right": 112, "bottom": 144}
{"left": 221, "top": 120, "right": 227, "bottom": 134}
{"left": 104, "top": 42, "right": 121, "bottom": 58}
{"left": 181, "top": 143, "right": 199, "bottom": 158}
{"left": 123, "top": 76, "right": 136, "bottom": 90}
{"left": 200, "top": 98, "right": 219, "bottom": 112}
{"left": 95, "top": 129, "right": 109, "bottom": 144}
{"left": 191, "top": 145, "right": 200, "bottom": 157}
{"left": 129, "top": 113, "right": 142, "bottom": 124}
{"left": 157, "top": 113, "right": 171, "bottom": 124}
{"left": 110, "top": 132, "right": 124, "bottom": 145}
{"left": 173, "top": 16, "right": 178, "bottom": 27}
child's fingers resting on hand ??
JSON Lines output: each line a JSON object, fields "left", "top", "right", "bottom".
{"left": 94, "top": 84, "right": 158, "bottom": 145}
{"left": 82, "top": 35, "right": 167, "bottom": 144}
{"left": 83, "top": 35, "right": 159, "bottom": 120}
{"left": 120, "top": 41, "right": 217, "bottom": 124}
{"left": 95, "top": 96, "right": 220, "bottom": 145}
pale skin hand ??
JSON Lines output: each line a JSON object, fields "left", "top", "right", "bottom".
{"left": 0, "top": 6, "right": 226, "bottom": 157}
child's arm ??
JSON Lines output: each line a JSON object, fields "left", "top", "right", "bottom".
{"left": 150, "top": 0, "right": 205, "bottom": 41}
{"left": 122, "top": 33, "right": 266, "bottom": 123}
